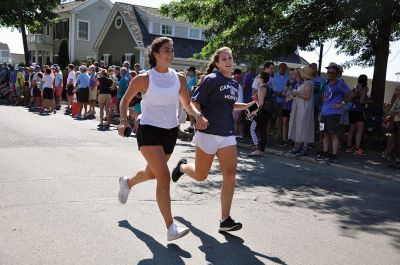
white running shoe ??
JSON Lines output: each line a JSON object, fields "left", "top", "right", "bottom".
{"left": 118, "top": 176, "right": 130, "bottom": 204}
{"left": 167, "top": 223, "right": 190, "bottom": 241}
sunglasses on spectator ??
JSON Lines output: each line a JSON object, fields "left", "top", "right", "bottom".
{"left": 327, "top": 71, "right": 336, "bottom": 74}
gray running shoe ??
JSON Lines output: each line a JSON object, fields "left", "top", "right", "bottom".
{"left": 118, "top": 176, "right": 130, "bottom": 204}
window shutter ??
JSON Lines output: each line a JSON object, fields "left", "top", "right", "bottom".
{"left": 109, "top": 55, "right": 113, "bottom": 65}
{"left": 130, "top": 55, "right": 135, "bottom": 69}
{"left": 121, "top": 55, "right": 125, "bottom": 64}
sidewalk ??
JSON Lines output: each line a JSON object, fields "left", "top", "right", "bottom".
{"left": 177, "top": 120, "right": 400, "bottom": 183}
{"left": 3, "top": 98, "right": 398, "bottom": 183}
{"left": 236, "top": 137, "right": 400, "bottom": 183}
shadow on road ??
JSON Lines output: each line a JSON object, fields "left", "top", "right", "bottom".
{"left": 177, "top": 151, "right": 400, "bottom": 250}
{"left": 174, "top": 216, "right": 287, "bottom": 265}
{"left": 118, "top": 220, "right": 191, "bottom": 264}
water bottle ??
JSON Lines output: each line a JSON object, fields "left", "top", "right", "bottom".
{"left": 124, "top": 127, "right": 132, "bottom": 137}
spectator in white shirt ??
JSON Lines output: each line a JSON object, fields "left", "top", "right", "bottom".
{"left": 42, "top": 68, "right": 55, "bottom": 113}
{"left": 66, "top": 64, "right": 76, "bottom": 111}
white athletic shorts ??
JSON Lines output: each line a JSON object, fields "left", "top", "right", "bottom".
{"left": 191, "top": 131, "right": 236, "bottom": 155}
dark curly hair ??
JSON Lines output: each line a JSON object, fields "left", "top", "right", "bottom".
{"left": 147, "top": 37, "right": 173, "bottom": 68}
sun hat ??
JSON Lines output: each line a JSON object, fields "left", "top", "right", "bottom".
{"left": 325, "top": 62, "right": 341, "bottom": 72}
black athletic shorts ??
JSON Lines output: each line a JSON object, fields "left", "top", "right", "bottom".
{"left": 349, "top": 111, "right": 365, "bottom": 123}
{"left": 321, "top": 114, "right": 341, "bottom": 134}
{"left": 33, "top": 86, "right": 41, "bottom": 97}
{"left": 67, "top": 84, "right": 74, "bottom": 96}
{"left": 78, "top": 88, "right": 89, "bottom": 103}
{"left": 42, "top": 87, "right": 54, "bottom": 100}
{"left": 136, "top": 124, "right": 178, "bottom": 155}
{"left": 282, "top": 109, "right": 291, "bottom": 117}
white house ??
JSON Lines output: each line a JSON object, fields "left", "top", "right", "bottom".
{"left": 27, "top": 0, "right": 112, "bottom": 65}
{"left": 0, "top": 42, "right": 11, "bottom": 64}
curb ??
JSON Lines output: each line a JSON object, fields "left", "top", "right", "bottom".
{"left": 237, "top": 142, "right": 400, "bottom": 183}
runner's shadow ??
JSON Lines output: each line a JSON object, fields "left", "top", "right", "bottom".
{"left": 174, "top": 217, "right": 287, "bottom": 265}
{"left": 118, "top": 220, "right": 191, "bottom": 265}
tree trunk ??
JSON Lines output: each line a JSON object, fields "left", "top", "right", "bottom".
{"left": 20, "top": 22, "right": 29, "bottom": 66}
{"left": 370, "top": 21, "right": 391, "bottom": 112}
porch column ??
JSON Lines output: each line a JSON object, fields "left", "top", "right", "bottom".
{"left": 140, "top": 48, "right": 145, "bottom": 70}
{"left": 35, "top": 50, "right": 39, "bottom": 64}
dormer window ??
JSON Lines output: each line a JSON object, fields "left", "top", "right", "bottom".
{"left": 161, "top": 24, "right": 173, "bottom": 36}
{"left": 189, "top": 28, "right": 200, "bottom": 39}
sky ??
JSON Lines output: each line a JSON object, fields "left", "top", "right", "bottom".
{"left": 1, "top": 0, "right": 399, "bottom": 81}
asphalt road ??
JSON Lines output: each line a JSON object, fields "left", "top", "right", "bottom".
{"left": 0, "top": 105, "right": 399, "bottom": 265}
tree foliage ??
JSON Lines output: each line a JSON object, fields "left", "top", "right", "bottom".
{"left": 161, "top": 0, "right": 400, "bottom": 107}
{"left": 0, "top": 0, "right": 60, "bottom": 65}
{"left": 0, "top": 0, "right": 59, "bottom": 30}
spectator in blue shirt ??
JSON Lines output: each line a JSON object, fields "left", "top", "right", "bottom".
{"left": 186, "top": 66, "right": 196, "bottom": 93}
{"left": 9, "top": 65, "right": 17, "bottom": 92}
{"left": 317, "top": 63, "right": 352, "bottom": 164}
{"left": 309, "top": 63, "right": 326, "bottom": 142}
{"left": 0, "top": 64, "right": 8, "bottom": 83}
{"left": 88, "top": 65, "right": 98, "bottom": 118}
{"left": 184, "top": 66, "right": 197, "bottom": 132}
{"left": 76, "top": 65, "right": 90, "bottom": 117}
{"left": 242, "top": 65, "right": 257, "bottom": 103}
{"left": 274, "top": 63, "right": 289, "bottom": 141}
{"left": 123, "top": 61, "right": 131, "bottom": 82}
{"left": 117, "top": 67, "right": 129, "bottom": 116}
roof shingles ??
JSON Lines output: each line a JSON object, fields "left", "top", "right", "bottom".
{"left": 0, "top": 42, "right": 10, "bottom": 51}
{"left": 115, "top": 2, "right": 205, "bottom": 59}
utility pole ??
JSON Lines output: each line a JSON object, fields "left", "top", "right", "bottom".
{"left": 318, "top": 43, "right": 324, "bottom": 76}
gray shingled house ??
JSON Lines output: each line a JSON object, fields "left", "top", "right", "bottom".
{"left": 93, "top": 2, "right": 208, "bottom": 71}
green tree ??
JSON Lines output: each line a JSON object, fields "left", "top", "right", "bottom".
{"left": 0, "top": 0, "right": 59, "bottom": 66}
{"left": 161, "top": 0, "right": 400, "bottom": 109}
{"left": 58, "top": 39, "right": 69, "bottom": 69}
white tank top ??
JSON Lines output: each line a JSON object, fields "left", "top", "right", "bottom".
{"left": 140, "top": 68, "right": 180, "bottom": 129}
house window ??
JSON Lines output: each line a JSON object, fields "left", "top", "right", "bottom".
{"left": 77, "top": 20, "right": 90, "bottom": 41}
{"left": 124, "top": 53, "right": 133, "bottom": 64}
{"left": 1, "top": 50, "right": 10, "bottom": 58}
{"left": 63, "top": 21, "right": 69, "bottom": 39}
{"left": 54, "top": 20, "right": 69, "bottom": 40}
{"left": 189, "top": 28, "right": 200, "bottom": 39}
{"left": 115, "top": 16, "right": 123, "bottom": 30}
{"left": 161, "top": 24, "right": 173, "bottom": 35}
{"left": 103, "top": 54, "right": 110, "bottom": 66}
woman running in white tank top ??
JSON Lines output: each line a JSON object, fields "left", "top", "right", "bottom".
{"left": 116, "top": 37, "right": 208, "bottom": 241}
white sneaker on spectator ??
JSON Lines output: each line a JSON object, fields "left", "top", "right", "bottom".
{"left": 167, "top": 223, "right": 190, "bottom": 241}
{"left": 118, "top": 176, "right": 130, "bottom": 204}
